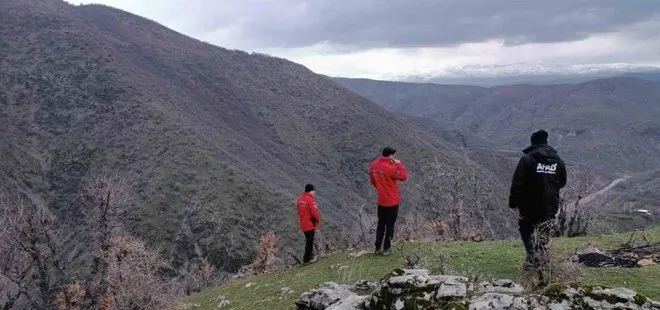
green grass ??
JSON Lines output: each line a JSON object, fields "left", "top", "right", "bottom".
{"left": 178, "top": 227, "right": 660, "bottom": 309}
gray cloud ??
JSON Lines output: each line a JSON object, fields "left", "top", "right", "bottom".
{"left": 176, "top": 0, "right": 660, "bottom": 49}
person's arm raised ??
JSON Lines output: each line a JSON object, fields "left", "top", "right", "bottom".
{"left": 393, "top": 160, "right": 408, "bottom": 181}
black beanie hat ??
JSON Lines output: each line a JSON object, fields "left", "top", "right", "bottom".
{"left": 382, "top": 147, "right": 397, "bottom": 157}
{"left": 305, "top": 184, "right": 315, "bottom": 193}
{"left": 531, "top": 130, "right": 548, "bottom": 145}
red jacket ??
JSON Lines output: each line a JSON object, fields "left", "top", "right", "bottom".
{"left": 296, "top": 192, "right": 320, "bottom": 232}
{"left": 369, "top": 157, "right": 409, "bottom": 207}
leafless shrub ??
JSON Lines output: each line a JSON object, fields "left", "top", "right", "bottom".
{"left": 314, "top": 231, "right": 336, "bottom": 257}
{"left": 242, "top": 232, "right": 283, "bottom": 275}
{"left": 395, "top": 214, "right": 434, "bottom": 243}
{"left": 518, "top": 220, "right": 582, "bottom": 290}
{"left": 395, "top": 243, "right": 422, "bottom": 269}
{"left": 433, "top": 249, "right": 447, "bottom": 275}
{"left": 103, "top": 235, "right": 176, "bottom": 309}
{"left": 348, "top": 203, "right": 378, "bottom": 248}
{"left": 556, "top": 169, "right": 601, "bottom": 237}
{"left": 181, "top": 259, "right": 223, "bottom": 295}
{"left": 418, "top": 157, "right": 494, "bottom": 241}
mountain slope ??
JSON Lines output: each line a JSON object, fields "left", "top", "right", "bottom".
{"left": 335, "top": 77, "right": 660, "bottom": 178}
{"left": 0, "top": 0, "right": 510, "bottom": 272}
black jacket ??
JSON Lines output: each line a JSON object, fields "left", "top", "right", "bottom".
{"left": 509, "top": 144, "right": 567, "bottom": 222}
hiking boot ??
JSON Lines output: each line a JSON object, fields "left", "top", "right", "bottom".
{"left": 382, "top": 249, "right": 393, "bottom": 256}
{"left": 374, "top": 250, "right": 383, "bottom": 256}
{"left": 302, "top": 257, "right": 318, "bottom": 266}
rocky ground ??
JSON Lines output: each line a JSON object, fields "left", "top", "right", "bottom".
{"left": 296, "top": 269, "right": 660, "bottom": 310}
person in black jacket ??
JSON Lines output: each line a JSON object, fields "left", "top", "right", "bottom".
{"left": 509, "top": 130, "right": 567, "bottom": 269}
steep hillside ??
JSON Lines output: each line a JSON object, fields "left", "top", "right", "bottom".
{"left": 593, "top": 170, "right": 660, "bottom": 231}
{"left": 335, "top": 77, "right": 660, "bottom": 178}
{"left": 0, "top": 0, "right": 511, "bottom": 273}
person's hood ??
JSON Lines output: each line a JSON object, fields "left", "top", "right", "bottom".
{"left": 523, "top": 144, "right": 561, "bottom": 163}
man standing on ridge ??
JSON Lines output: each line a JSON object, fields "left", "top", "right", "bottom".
{"left": 369, "top": 147, "right": 409, "bottom": 255}
{"left": 509, "top": 130, "right": 567, "bottom": 269}
{"left": 297, "top": 184, "right": 321, "bottom": 265}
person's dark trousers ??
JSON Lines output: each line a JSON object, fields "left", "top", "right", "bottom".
{"left": 519, "top": 217, "right": 555, "bottom": 267}
{"left": 303, "top": 230, "right": 315, "bottom": 263}
{"left": 375, "top": 205, "right": 399, "bottom": 251}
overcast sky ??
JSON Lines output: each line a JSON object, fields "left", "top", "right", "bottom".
{"left": 66, "top": 0, "right": 660, "bottom": 80}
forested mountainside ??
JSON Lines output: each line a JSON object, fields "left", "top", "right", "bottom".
{"left": 0, "top": 0, "right": 510, "bottom": 273}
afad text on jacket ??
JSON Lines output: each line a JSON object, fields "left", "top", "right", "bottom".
{"left": 509, "top": 144, "right": 567, "bottom": 222}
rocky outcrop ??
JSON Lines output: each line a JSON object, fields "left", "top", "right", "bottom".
{"left": 296, "top": 269, "right": 660, "bottom": 310}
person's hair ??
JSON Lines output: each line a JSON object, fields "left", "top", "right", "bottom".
{"left": 304, "top": 184, "right": 315, "bottom": 193}
{"left": 382, "top": 147, "right": 397, "bottom": 157}
{"left": 531, "top": 130, "right": 548, "bottom": 145}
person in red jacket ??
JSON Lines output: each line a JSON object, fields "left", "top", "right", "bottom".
{"left": 369, "top": 147, "right": 408, "bottom": 255}
{"left": 297, "top": 184, "right": 321, "bottom": 264}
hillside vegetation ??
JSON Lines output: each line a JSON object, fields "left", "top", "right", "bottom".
{"left": 0, "top": 0, "right": 511, "bottom": 276}
{"left": 180, "top": 226, "right": 660, "bottom": 309}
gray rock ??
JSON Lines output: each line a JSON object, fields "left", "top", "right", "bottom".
{"left": 470, "top": 293, "right": 515, "bottom": 310}
{"left": 400, "top": 269, "right": 430, "bottom": 277}
{"left": 436, "top": 281, "right": 468, "bottom": 299}
{"left": 325, "top": 295, "right": 368, "bottom": 310}
{"left": 297, "top": 282, "right": 357, "bottom": 310}
{"left": 547, "top": 300, "right": 572, "bottom": 310}
{"left": 393, "top": 298, "right": 405, "bottom": 310}
{"left": 387, "top": 275, "right": 429, "bottom": 289}
{"left": 352, "top": 280, "right": 377, "bottom": 293}
{"left": 477, "top": 279, "right": 525, "bottom": 295}
{"left": 528, "top": 295, "right": 550, "bottom": 309}
{"left": 590, "top": 287, "right": 636, "bottom": 303}
{"left": 426, "top": 275, "right": 470, "bottom": 285}
{"left": 296, "top": 269, "right": 659, "bottom": 310}
{"left": 561, "top": 287, "right": 580, "bottom": 300}
{"left": 582, "top": 297, "right": 636, "bottom": 310}
{"left": 512, "top": 297, "right": 529, "bottom": 310}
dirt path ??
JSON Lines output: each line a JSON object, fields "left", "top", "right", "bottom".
{"left": 580, "top": 176, "right": 631, "bottom": 205}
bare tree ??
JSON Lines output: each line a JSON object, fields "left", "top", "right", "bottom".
{"left": 79, "top": 174, "right": 135, "bottom": 309}
{"left": 418, "top": 157, "right": 495, "bottom": 241}
{"left": 0, "top": 198, "right": 66, "bottom": 309}
{"left": 0, "top": 174, "right": 180, "bottom": 310}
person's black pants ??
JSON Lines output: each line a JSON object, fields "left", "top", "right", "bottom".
{"left": 519, "top": 218, "right": 555, "bottom": 266}
{"left": 303, "top": 230, "right": 315, "bottom": 263}
{"left": 375, "top": 205, "right": 399, "bottom": 251}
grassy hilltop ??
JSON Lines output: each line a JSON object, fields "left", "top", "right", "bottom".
{"left": 179, "top": 226, "right": 660, "bottom": 309}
